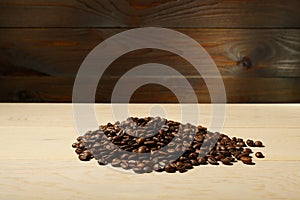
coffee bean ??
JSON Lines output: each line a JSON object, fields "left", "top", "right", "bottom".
{"left": 72, "top": 143, "right": 77, "bottom": 148}
{"left": 153, "top": 164, "right": 164, "bottom": 172}
{"left": 120, "top": 161, "right": 129, "bottom": 169}
{"left": 144, "top": 141, "right": 156, "bottom": 146}
{"left": 184, "top": 163, "right": 193, "bottom": 169}
{"left": 254, "top": 141, "right": 263, "bottom": 147}
{"left": 111, "top": 158, "right": 122, "bottom": 167}
{"left": 208, "top": 157, "right": 219, "bottom": 165}
{"left": 165, "top": 165, "right": 176, "bottom": 173}
{"left": 78, "top": 153, "right": 90, "bottom": 161}
{"left": 255, "top": 152, "right": 264, "bottom": 158}
{"left": 188, "top": 152, "right": 198, "bottom": 159}
{"left": 221, "top": 157, "right": 232, "bottom": 165}
{"left": 137, "top": 146, "right": 147, "bottom": 153}
{"left": 190, "top": 159, "right": 199, "bottom": 166}
{"left": 98, "top": 160, "right": 108, "bottom": 165}
{"left": 240, "top": 156, "right": 253, "bottom": 164}
{"left": 197, "top": 157, "right": 207, "bottom": 165}
{"left": 136, "top": 137, "right": 145, "bottom": 145}
{"left": 75, "top": 148, "right": 83, "bottom": 154}
{"left": 246, "top": 139, "right": 254, "bottom": 147}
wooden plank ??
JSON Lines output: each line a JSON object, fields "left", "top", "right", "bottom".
{"left": 0, "top": 76, "right": 299, "bottom": 103}
{"left": 0, "top": 28, "right": 299, "bottom": 78}
{"left": 0, "top": 104, "right": 299, "bottom": 200}
{"left": 0, "top": 160, "right": 299, "bottom": 200}
{"left": 0, "top": 104, "right": 299, "bottom": 129}
{"left": 0, "top": 0, "right": 299, "bottom": 28}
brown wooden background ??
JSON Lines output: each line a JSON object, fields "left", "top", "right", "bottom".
{"left": 0, "top": 0, "right": 299, "bottom": 103}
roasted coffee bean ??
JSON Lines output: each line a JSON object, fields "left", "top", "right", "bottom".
{"left": 144, "top": 141, "right": 156, "bottom": 146}
{"left": 208, "top": 157, "right": 219, "bottom": 165}
{"left": 190, "top": 159, "right": 199, "bottom": 166}
{"left": 244, "top": 148, "right": 253, "bottom": 153}
{"left": 165, "top": 165, "right": 176, "bottom": 173}
{"left": 78, "top": 153, "right": 90, "bottom": 161}
{"left": 178, "top": 167, "right": 187, "bottom": 173}
{"left": 254, "top": 141, "right": 263, "bottom": 147}
{"left": 221, "top": 157, "right": 232, "bottom": 165}
{"left": 75, "top": 148, "right": 83, "bottom": 154}
{"left": 120, "top": 161, "right": 129, "bottom": 169}
{"left": 188, "top": 152, "right": 198, "bottom": 159}
{"left": 184, "top": 163, "right": 193, "bottom": 169}
{"left": 111, "top": 158, "right": 122, "bottom": 167}
{"left": 136, "top": 137, "right": 145, "bottom": 145}
{"left": 137, "top": 146, "right": 147, "bottom": 153}
{"left": 72, "top": 143, "right": 77, "bottom": 148}
{"left": 153, "top": 163, "right": 164, "bottom": 172}
{"left": 240, "top": 156, "right": 253, "bottom": 164}
{"left": 246, "top": 139, "right": 254, "bottom": 147}
{"left": 98, "top": 160, "right": 108, "bottom": 165}
{"left": 255, "top": 152, "right": 264, "bottom": 158}
{"left": 197, "top": 157, "right": 207, "bottom": 165}
{"left": 78, "top": 143, "right": 85, "bottom": 149}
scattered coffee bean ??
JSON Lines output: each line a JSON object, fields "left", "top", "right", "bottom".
{"left": 246, "top": 139, "right": 254, "bottom": 147}
{"left": 72, "top": 117, "right": 265, "bottom": 173}
{"left": 254, "top": 141, "right": 264, "bottom": 147}
{"left": 255, "top": 152, "right": 264, "bottom": 158}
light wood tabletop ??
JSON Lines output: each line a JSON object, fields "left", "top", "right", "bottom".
{"left": 0, "top": 104, "right": 299, "bottom": 200}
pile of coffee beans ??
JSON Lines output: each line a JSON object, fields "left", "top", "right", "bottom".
{"left": 72, "top": 117, "right": 265, "bottom": 173}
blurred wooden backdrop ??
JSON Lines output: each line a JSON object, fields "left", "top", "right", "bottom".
{"left": 0, "top": 0, "right": 299, "bottom": 103}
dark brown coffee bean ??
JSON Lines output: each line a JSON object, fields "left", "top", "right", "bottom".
{"left": 78, "top": 143, "right": 85, "bottom": 149}
{"left": 75, "top": 148, "right": 83, "bottom": 154}
{"left": 197, "top": 157, "right": 207, "bottom": 165}
{"left": 254, "top": 141, "right": 263, "bottom": 147}
{"left": 133, "top": 167, "right": 144, "bottom": 174}
{"left": 184, "top": 163, "right": 193, "bottom": 169}
{"left": 136, "top": 137, "right": 145, "bottom": 145}
{"left": 255, "top": 152, "right": 264, "bottom": 158}
{"left": 190, "top": 159, "right": 199, "bottom": 166}
{"left": 246, "top": 139, "right": 254, "bottom": 147}
{"left": 153, "top": 164, "right": 164, "bottom": 172}
{"left": 208, "top": 157, "right": 219, "bottom": 165}
{"left": 111, "top": 158, "right": 121, "bottom": 167}
{"left": 78, "top": 153, "right": 90, "bottom": 161}
{"left": 72, "top": 143, "right": 77, "bottom": 148}
{"left": 221, "top": 157, "right": 232, "bottom": 165}
{"left": 178, "top": 167, "right": 187, "bottom": 173}
{"left": 137, "top": 146, "right": 147, "bottom": 153}
{"left": 165, "top": 165, "right": 176, "bottom": 173}
{"left": 144, "top": 141, "right": 156, "bottom": 146}
{"left": 244, "top": 148, "right": 253, "bottom": 153}
{"left": 188, "top": 152, "right": 198, "bottom": 159}
{"left": 120, "top": 161, "right": 129, "bottom": 169}
{"left": 143, "top": 166, "right": 152, "bottom": 173}
{"left": 98, "top": 160, "right": 108, "bottom": 165}
{"left": 240, "top": 156, "right": 253, "bottom": 164}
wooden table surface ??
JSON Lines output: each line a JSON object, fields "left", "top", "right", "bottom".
{"left": 0, "top": 104, "right": 299, "bottom": 200}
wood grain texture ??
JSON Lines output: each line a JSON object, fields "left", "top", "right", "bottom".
{"left": 0, "top": 0, "right": 299, "bottom": 28}
{"left": 0, "top": 104, "right": 299, "bottom": 200}
{"left": 0, "top": 76, "right": 299, "bottom": 103}
{"left": 0, "top": 28, "right": 299, "bottom": 78}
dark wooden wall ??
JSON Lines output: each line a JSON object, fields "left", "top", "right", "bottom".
{"left": 0, "top": 0, "right": 299, "bottom": 103}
